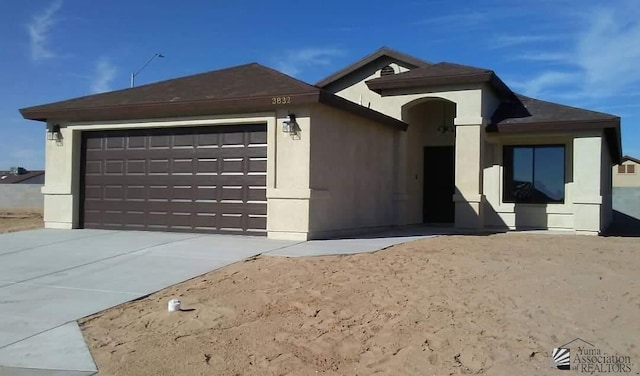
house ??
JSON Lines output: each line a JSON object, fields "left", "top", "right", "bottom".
{"left": 0, "top": 167, "right": 45, "bottom": 184}
{"left": 613, "top": 155, "right": 640, "bottom": 187}
{"left": 19, "top": 47, "right": 621, "bottom": 239}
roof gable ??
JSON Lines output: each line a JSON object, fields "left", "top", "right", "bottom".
{"left": 315, "top": 47, "right": 431, "bottom": 89}
{"left": 622, "top": 155, "right": 640, "bottom": 164}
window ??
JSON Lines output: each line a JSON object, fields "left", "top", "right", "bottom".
{"left": 503, "top": 145, "right": 565, "bottom": 204}
{"left": 618, "top": 164, "right": 637, "bottom": 174}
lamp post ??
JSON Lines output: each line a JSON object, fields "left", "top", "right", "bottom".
{"left": 130, "top": 52, "right": 164, "bottom": 88}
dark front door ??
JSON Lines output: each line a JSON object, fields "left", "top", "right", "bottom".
{"left": 423, "top": 146, "right": 455, "bottom": 223}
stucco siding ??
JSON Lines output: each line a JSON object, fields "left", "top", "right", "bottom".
{"left": 600, "top": 137, "right": 613, "bottom": 230}
{"left": 483, "top": 133, "right": 576, "bottom": 231}
{"left": 612, "top": 160, "right": 640, "bottom": 187}
{"left": 308, "top": 104, "right": 396, "bottom": 237}
{"left": 329, "top": 60, "right": 411, "bottom": 113}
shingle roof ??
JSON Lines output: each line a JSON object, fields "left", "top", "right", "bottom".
{"left": 20, "top": 63, "right": 407, "bottom": 130}
{"left": 491, "top": 94, "right": 619, "bottom": 126}
{"left": 622, "top": 155, "right": 640, "bottom": 164}
{"left": 365, "top": 62, "right": 515, "bottom": 100}
{"left": 490, "top": 94, "right": 621, "bottom": 164}
{"left": 0, "top": 170, "right": 44, "bottom": 184}
{"left": 315, "top": 47, "right": 431, "bottom": 88}
{"left": 21, "top": 63, "right": 318, "bottom": 120}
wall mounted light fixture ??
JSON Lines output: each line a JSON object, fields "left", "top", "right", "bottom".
{"left": 47, "top": 124, "right": 62, "bottom": 141}
{"left": 282, "top": 114, "right": 298, "bottom": 135}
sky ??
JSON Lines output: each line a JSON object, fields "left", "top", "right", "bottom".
{"left": 1, "top": 0, "right": 639, "bottom": 170}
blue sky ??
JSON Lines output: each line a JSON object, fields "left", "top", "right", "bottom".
{"left": 1, "top": 0, "right": 639, "bottom": 169}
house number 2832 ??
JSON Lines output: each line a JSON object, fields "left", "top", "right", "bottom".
{"left": 271, "top": 96, "right": 291, "bottom": 104}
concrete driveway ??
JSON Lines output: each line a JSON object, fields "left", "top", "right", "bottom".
{"left": 0, "top": 229, "right": 296, "bottom": 375}
{"left": 0, "top": 227, "right": 437, "bottom": 375}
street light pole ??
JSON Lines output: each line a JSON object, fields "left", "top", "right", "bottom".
{"left": 130, "top": 52, "right": 164, "bottom": 88}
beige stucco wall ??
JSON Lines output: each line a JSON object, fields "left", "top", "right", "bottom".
{"left": 266, "top": 108, "right": 314, "bottom": 240}
{"left": 42, "top": 108, "right": 400, "bottom": 240}
{"left": 327, "top": 63, "right": 613, "bottom": 234}
{"left": 327, "top": 63, "right": 498, "bottom": 231}
{"left": 483, "top": 130, "right": 612, "bottom": 234}
{"left": 612, "top": 160, "right": 640, "bottom": 187}
{"left": 327, "top": 60, "right": 411, "bottom": 110}
{"left": 307, "top": 105, "right": 397, "bottom": 237}
{"left": 42, "top": 123, "right": 81, "bottom": 229}
{"left": 600, "top": 138, "right": 613, "bottom": 229}
{"left": 42, "top": 113, "right": 306, "bottom": 235}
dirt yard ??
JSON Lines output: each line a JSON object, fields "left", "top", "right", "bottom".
{"left": 80, "top": 234, "right": 640, "bottom": 376}
{"left": 0, "top": 209, "right": 43, "bottom": 233}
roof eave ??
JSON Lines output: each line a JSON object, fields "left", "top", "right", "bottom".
{"left": 318, "top": 91, "right": 408, "bottom": 131}
{"left": 20, "top": 93, "right": 322, "bottom": 123}
{"left": 489, "top": 118, "right": 622, "bottom": 164}
{"left": 365, "top": 72, "right": 494, "bottom": 94}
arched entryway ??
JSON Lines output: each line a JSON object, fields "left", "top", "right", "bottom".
{"left": 401, "top": 98, "right": 457, "bottom": 224}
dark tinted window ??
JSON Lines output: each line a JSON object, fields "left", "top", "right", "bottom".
{"left": 504, "top": 145, "right": 565, "bottom": 203}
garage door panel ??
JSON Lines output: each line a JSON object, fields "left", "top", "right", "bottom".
{"left": 150, "top": 135, "right": 171, "bottom": 148}
{"left": 106, "top": 137, "right": 125, "bottom": 150}
{"left": 216, "top": 202, "right": 267, "bottom": 215}
{"left": 247, "top": 186, "right": 267, "bottom": 201}
{"left": 81, "top": 125, "right": 267, "bottom": 234}
{"left": 126, "top": 160, "right": 146, "bottom": 174}
{"left": 193, "top": 213, "right": 216, "bottom": 225}
{"left": 248, "top": 131, "right": 267, "bottom": 145}
{"left": 84, "top": 174, "right": 266, "bottom": 187}
{"left": 247, "top": 216, "right": 267, "bottom": 231}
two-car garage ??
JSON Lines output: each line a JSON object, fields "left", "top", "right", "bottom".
{"left": 80, "top": 124, "right": 267, "bottom": 235}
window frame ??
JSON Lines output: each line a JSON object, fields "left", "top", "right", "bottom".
{"left": 503, "top": 144, "right": 566, "bottom": 205}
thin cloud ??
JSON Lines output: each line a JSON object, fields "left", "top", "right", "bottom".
{"left": 575, "top": 6, "right": 640, "bottom": 98}
{"left": 275, "top": 47, "right": 344, "bottom": 77}
{"left": 510, "top": 71, "right": 580, "bottom": 98}
{"left": 91, "top": 58, "right": 117, "bottom": 93}
{"left": 414, "top": 11, "right": 490, "bottom": 29}
{"left": 27, "top": 0, "right": 63, "bottom": 61}
{"left": 490, "top": 34, "right": 559, "bottom": 49}
{"left": 508, "top": 52, "right": 570, "bottom": 63}
{"left": 508, "top": 2, "right": 640, "bottom": 100}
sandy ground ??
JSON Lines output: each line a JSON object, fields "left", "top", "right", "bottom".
{"left": 0, "top": 209, "right": 43, "bottom": 233}
{"left": 80, "top": 234, "right": 640, "bottom": 376}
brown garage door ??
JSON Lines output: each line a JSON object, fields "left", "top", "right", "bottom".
{"left": 80, "top": 125, "right": 267, "bottom": 235}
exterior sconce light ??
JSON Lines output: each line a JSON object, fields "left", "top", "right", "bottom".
{"left": 282, "top": 114, "right": 298, "bottom": 135}
{"left": 437, "top": 124, "right": 455, "bottom": 134}
{"left": 437, "top": 101, "right": 455, "bottom": 134}
{"left": 48, "top": 124, "right": 62, "bottom": 141}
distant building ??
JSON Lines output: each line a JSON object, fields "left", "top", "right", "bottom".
{"left": 613, "top": 156, "right": 640, "bottom": 187}
{"left": 0, "top": 167, "right": 45, "bottom": 184}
